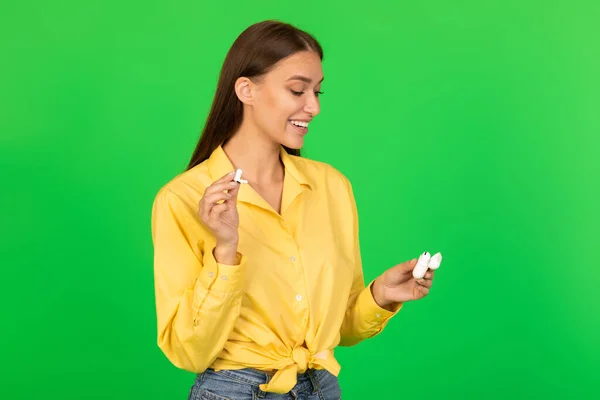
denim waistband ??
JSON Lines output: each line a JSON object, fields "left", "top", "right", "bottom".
{"left": 202, "top": 367, "right": 320, "bottom": 394}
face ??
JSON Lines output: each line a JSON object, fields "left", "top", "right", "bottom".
{"left": 239, "top": 50, "right": 324, "bottom": 149}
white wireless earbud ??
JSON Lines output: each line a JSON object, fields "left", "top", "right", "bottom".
{"left": 233, "top": 169, "right": 248, "bottom": 184}
{"left": 412, "top": 252, "right": 431, "bottom": 279}
{"left": 427, "top": 252, "right": 442, "bottom": 270}
{"left": 412, "top": 251, "right": 443, "bottom": 279}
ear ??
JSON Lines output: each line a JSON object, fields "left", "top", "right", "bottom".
{"left": 234, "top": 77, "right": 256, "bottom": 105}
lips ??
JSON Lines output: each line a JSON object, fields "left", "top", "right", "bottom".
{"left": 288, "top": 121, "right": 308, "bottom": 134}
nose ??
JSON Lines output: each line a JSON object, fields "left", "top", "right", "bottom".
{"left": 303, "top": 92, "right": 320, "bottom": 116}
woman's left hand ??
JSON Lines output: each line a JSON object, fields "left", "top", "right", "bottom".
{"left": 371, "top": 258, "right": 435, "bottom": 310}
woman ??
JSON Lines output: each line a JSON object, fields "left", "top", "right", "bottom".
{"left": 151, "top": 20, "right": 436, "bottom": 400}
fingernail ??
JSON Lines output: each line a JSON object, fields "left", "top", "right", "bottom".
{"left": 230, "top": 181, "right": 237, "bottom": 185}
{"left": 228, "top": 171, "right": 235, "bottom": 176}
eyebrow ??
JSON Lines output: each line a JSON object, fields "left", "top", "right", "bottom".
{"left": 286, "top": 75, "right": 325, "bottom": 84}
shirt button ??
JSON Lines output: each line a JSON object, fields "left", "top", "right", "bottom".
{"left": 289, "top": 256, "right": 295, "bottom": 262}
{"left": 296, "top": 294, "right": 303, "bottom": 301}
{"left": 222, "top": 276, "right": 227, "bottom": 280}
{"left": 208, "top": 272, "right": 214, "bottom": 278}
{"left": 376, "top": 313, "right": 381, "bottom": 318}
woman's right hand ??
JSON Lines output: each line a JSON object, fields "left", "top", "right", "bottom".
{"left": 198, "top": 171, "right": 241, "bottom": 249}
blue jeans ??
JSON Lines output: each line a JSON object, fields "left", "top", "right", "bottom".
{"left": 188, "top": 368, "right": 342, "bottom": 400}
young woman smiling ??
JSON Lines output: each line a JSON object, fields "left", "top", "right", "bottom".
{"left": 151, "top": 20, "right": 436, "bottom": 400}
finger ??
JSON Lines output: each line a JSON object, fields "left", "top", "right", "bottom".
{"left": 199, "top": 204, "right": 211, "bottom": 226}
{"left": 200, "top": 193, "right": 228, "bottom": 223}
{"left": 214, "top": 170, "right": 237, "bottom": 185}
{"left": 199, "top": 180, "right": 240, "bottom": 224}
{"left": 209, "top": 203, "right": 230, "bottom": 218}
{"left": 424, "top": 270, "right": 434, "bottom": 280}
{"left": 199, "top": 196, "right": 217, "bottom": 224}
{"left": 395, "top": 258, "right": 418, "bottom": 273}
{"left": 416, "top": 278, "right": 432, "bottom": 288}
{"left": 417, "top": 285, "right": 430, "bottom": 297}
{"left": 205, "top": 180, "right": 239, "bottom": 196}
{"left": 203, "top": 192, "right": 233, "bottom": 207}
{"left": 224, "top": 180, "right": 241, "bottom": 201}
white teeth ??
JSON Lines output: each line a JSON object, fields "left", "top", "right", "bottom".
{"left": 290, "top": 120, "right": 309, "bottom": 128}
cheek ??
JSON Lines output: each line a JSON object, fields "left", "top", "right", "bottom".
{"left": 261, "top": 91, "right": 300, "bottom": 125}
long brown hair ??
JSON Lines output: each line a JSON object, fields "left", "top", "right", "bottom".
{"left": 186, "top": 20, "right": 324, "bottom": 171}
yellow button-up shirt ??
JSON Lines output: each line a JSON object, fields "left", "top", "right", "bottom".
{"left": 151, "top": 145, "right": 402, "bottom": 394}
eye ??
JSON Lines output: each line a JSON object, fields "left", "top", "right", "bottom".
{"left": 290, "top": 90, "right": 325, "bottom": 97}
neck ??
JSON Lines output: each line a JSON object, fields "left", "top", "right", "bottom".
{"left": 222, "top": 121, "right": 284, "bottom": 185}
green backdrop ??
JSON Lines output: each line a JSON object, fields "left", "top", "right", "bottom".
{"left": 1, "top": 1, "right": 599, "bottom": 399}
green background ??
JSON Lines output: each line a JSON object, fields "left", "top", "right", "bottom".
{"left": 1, "top": 0, "right": 599, "bottom": 399}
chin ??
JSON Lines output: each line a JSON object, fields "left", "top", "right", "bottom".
{"left": 281, "top": 134, "right": 306, "bottom": 149}
{"left": 281, "top": 139, "right": 304, "bottom": 150}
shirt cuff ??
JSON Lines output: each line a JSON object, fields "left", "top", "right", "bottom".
{"left": 358, "top": 279, "right": 403, "bottom": 325}
{"left": 199, "top": 247, "right": 247, "bottom": 292}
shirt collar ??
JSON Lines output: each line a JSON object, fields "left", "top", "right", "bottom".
{"left": 206, "top": 145, "right": 312, "bottom": 214}
{"left": 278, "top": 146, "right": 312, "bottom": 191}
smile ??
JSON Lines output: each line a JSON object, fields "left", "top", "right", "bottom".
{"left": 289, "top": 120, "right": 309, "bottom": 134}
